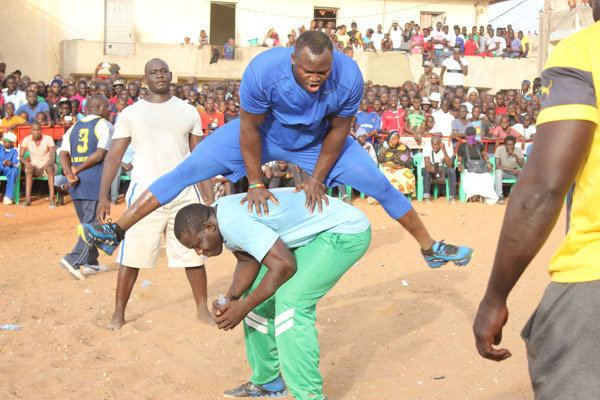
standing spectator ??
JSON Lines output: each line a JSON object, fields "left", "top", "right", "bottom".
{"left": 432, "top": 98, "right": 454, "bottom": 136}
{"left": 3, "top": 75, "right": 27, "bottom": 110}
{"left": 478, "top": 26, "right": 489, "bottom": 55}
{"left": 423, "top": 135, "right": 456, "bottom": 204}
{"left": 372, "top": 24, "right": 384, "bottom": 51}
{"left": 16, "top": 90, "right": 52, "bottom": 124}
{"left": 418, "top": 61, "right": 435, "bottom": 94}
{"left": 405, "top": 97, "right": 426, "bottom": 141}
{"left": 0, "top": 132, "right": 19, "bottom": 205}
{"left": 381, "top": 33, "right": 393, "bottom": 51}
{"left": 518, "top": 31, "right": 530, "bottom": 57}
{"left": 410, "top": 25, "right": 424, "bottom": 54}
{"left": 46, "top": 78, "right": 66, "bottom": 123}
{"left": 457, "top": 127, "right": 497, "bottom": 204}
{"left": 355, "top": 99, "right": 380, "bottom": 148}
{"left": 198, "top": 29, "right": 209, "bottom": 49}
{"left": 432, "top": 22, "right": 446, "bottom": 65}
{"left": 464, "top": 33, "right": 479, "bottom": 56}
{"left": 224, "top": 38, "right": 236, "bottom": 59}
{"left": 388, "top": 20, "right": 403, "bottom": 51}
{"left": 200, "top": 97, "right": 225, "bottom": 129}
{"left": 380, "top": 96, "right": 405, "bottom": 135}
{"left": 440, "top": 48, "right": 468, "bottom": 89}
{"left": 58, "top": 95, "right": 114, "bottom": 280}
{"left": 451, "top": 105, "right": 473, "bottom": 138}
{"left": 335, "top": 25, "right": 350, "bottom": 48}
{"left": 1, "top": 102, "right": 27, "bottom": 130}
{"left": 19, "top": 122, "right": 57, "bottom": 207}
{"left": 223, "top": 98, "right": 239, "bottom": 123}
{"left": 347, "top": 22, "right": 363, "bottom": 46}
{"left": 70, "top": 81, "right": 87, "bottom": 113}
{"left": 505, "top": 31, "right": 522, "bottom": 58}
{"left": 493, "top": 135, "right": 524, "bottom": 204}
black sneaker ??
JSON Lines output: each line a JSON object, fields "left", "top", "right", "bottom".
{"left": 223, "top": 375, "right": 287, "bottom": 398}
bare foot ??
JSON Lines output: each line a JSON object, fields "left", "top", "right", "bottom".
{"left": 107, "top": 315, "right": 126, "bottom": 330}
{"left": 196, "top": 307, "right": 215, "bottom": 325}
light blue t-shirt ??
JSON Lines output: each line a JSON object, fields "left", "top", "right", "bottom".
{"left": 240, "top": 47, "right": 363, "bottom": 151}
{"left": 215, "top": 188, "right": 370, "bottom": 262}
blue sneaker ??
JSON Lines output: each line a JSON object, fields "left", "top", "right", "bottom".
{"left": 76, "top": 222, "right": 121, "bottom": 256}
{"left": 423, "top": 240, "right": 474, "bottom": 268}
{"left": 224, "top": 375, "right": 287, "bottom": 398}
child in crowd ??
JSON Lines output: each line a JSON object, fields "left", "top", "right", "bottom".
{"left": 0, "top": 132, "right": 19, "bottom": 205}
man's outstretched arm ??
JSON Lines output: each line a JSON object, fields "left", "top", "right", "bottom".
{"left": 473, "top": 119, "right": 595, "bottom": 361}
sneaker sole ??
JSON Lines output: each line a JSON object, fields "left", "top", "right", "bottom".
{"left": 59, "top": 259, "right": 85, "bottom": 281}
{"left": 453, "top": 250, "right": 474, "bottom": 267}
{"left": 223, "top": 390, "right": 288, "bottom": 398}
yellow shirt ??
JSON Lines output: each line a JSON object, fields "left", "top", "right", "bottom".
{"left": 538, "top": 21, "right": 600, "bottom": 283}
{"left": 1, "top": 115, "right": 25, "bottom": 128}
{"left": 521, "top": 36, "right": 530, "bottom": 56}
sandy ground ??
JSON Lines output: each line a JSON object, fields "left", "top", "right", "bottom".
{"left": 0, "top": 193, "right": 565, "bottom": 400}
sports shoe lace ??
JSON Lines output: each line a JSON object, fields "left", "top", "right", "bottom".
{"left": 436, "top": 240, "right": 458, "bottom": 256}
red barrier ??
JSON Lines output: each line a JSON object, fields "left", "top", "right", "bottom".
{"left": 15, "top": 125, "right": 69, "bottom": 144}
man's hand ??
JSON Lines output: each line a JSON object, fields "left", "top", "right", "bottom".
{"left": 97, "top": 198, "right": 112, "bottom": 224}
{"left": 214, "top": 299, "right": 251, "bottom": 331}
{"left": 426, "top": 165, "right": 435, "bottom": 173}
{"left": 294, "top": 177, "right": 328, "bottom": 214}
{"left": 66, "top": 173, "right": 79, "bottom": 186}
{"left": 513, "top": 169, "right": 521, "bottom": 176}
{"left": 240, "top": 187, "right": 279, "bottom": 217}
{"left": 487, "top": 161, "right": 493, "bottom": 172}
{"left": 473, "top": 297, "right": 512, "bottom": 361}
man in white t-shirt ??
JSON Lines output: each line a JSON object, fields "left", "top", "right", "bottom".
{"left": 372, "top": 24, "right": 384, "bottom": 51}
{"left": 432, "top": 98, "right": 454, "bottom": 136}
{"left": 512, "top": 113, "right": 536, "bottom": 154}
{"left": 440, "top": 48, "right": 469, "bottom": 88}
{"left": 388, "top": 20, "right": 403, "bottom": 51}
{"left": 93, "top": 58, "right": 214, "bottom": 331}
{"left": 422, "top": 136, "right": 456, "bottom": 203}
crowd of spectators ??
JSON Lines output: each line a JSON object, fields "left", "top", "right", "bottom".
{"left": 0, "top": 19, "right": 539, "bottom": 208}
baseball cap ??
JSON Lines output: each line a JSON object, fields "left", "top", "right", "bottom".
{"left": 208, "top": 122, "right": 219, "bottom": 130}
{"left": 423, "top": 61, "right": 433, "bottom": 68}
{"left": 392, "top": 20, "right": 398, "bottom": 24}
{"left": 113, "top": 79, "right": 126, "bottom": 87}
{"left": 465, "top": 127, "right": 477, "bottom": 136}
{"left": 355, "top": 127, "right": 368, "bottom": 138}
{"left": 50, "top": 78, "right": 63, "bottom": 86}
{"left": 522, "top": 79, "right": 531, "bottom": 85}
{"left": 1, "top": 132, "right": 17, "bottom": 143}
{"left": 429, "top": 92, "right": 441, "bottom": 102}
{"left": 421, "top": 97, "right": 431, "bottom": 105}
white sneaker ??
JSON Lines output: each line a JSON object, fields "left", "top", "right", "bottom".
{"left": 59, "top": 258, "right": 85, "bottom": 280}
{"left": 81, "top": 264, "right": 108, "bottom": 275}
{"left": 3, "top": 197, "right": 13, "bottom": 205}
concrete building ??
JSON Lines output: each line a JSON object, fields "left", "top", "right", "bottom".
{"left": 1, "top": 0, "right": 537, "bottom": 90}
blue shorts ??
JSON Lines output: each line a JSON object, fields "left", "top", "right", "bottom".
{"left": 149, "top": 119, "right": 413, "bottom": 219}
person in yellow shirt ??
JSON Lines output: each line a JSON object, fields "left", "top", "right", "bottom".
{"left": 474, "top": 4, "right": 600, "bottom": 399}
{"left": 518, "top": 31, "right": 530, "bottom": 57}
{"left": 1, "top": 102, "right": 27, "bottom": 130}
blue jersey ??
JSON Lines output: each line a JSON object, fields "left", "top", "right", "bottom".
{"left": 215, "top": 188, "right": 370, "bottom": 262}
{"left": 355, "top": 111, "right": 380, "bottom": 131}
{"left": 240, "top": 47, "right": 363, "bottom": 150}
{"left": 66, "top": 117, "right": 104, "bottom": 201}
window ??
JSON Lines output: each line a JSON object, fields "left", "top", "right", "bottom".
{"left": 104, "top": 0, "right": 134, "bottom": 56}
{"left": 420, "top": 12, "right": 445, "bottom": 30}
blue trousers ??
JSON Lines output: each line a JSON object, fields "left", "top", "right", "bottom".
{"left": 64, "top": 199, "right": 99, "bottom": 268}
{"left": 148, "top": 119, "right": 413, "bottom": 220}
{"left": 1, "top": 165, "right": 18, "bottom": 200}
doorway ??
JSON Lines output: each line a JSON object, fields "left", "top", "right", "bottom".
{"left": 210, "top": 2, "right": 236, "bottom": 46}
{"left": 420, "top": 12, "right": 445, "bottom": 30}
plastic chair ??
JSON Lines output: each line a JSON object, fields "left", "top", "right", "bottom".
{"left": 413, "top": 152, "right": 450, "bottom": 202}
{"left": 0, "top": 163, "right": 20, "bottom": 204}
{"left": 16, "top": 150, "right": 61, "bottom": 204}
{"left": 491, "top": 155, "right": 526, "bottom": 195}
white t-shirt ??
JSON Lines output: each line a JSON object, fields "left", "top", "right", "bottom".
{"left": 431, "top": 110, "right": 454, "bottom": 136}
{"left": 372, "top": 32, "right": 384, "bottom": 51}
{"left": 512, "top": 123, "right": 536, "bottom": 140}
{"left": 489, "top": 36, "right": 506, "bottom": 52}
{"left": 423, "top": 141, "right": 454, "bottom": 165}
{"left": 389, "top": 27, "right": 403, "bottom": 49}
{"left": 432, "top": 30, "right": 446, "bottom": 49}
{"left": 442, "top": 57, "right": 468, "bottom": 86}
{"left": 60, "top": 114, "right": 113, "bottom": 153}
{"left": 112, "top": 96, "right": 203, "bottom": 191}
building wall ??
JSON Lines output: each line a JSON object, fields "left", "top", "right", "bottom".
{"left": 0, "top": 0, "right": 494, "bottom": 81}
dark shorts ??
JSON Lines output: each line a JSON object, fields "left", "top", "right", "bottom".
{"left": 521, "top": 280, "right": 600, "bottom": 400}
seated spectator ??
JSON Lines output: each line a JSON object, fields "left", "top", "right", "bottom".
{"left": 35, "top": 111, "right": 48, "bottom": 125}
{"left": 58, "top": 100, "right": 76, "bottom": 125}
{"left": 224, "top": 38, "right": 236, "bottom": 59}
{"left": 223, "top": 98, "right": 239, "bottom": 123}
{"left": 405, "top": 96, "right": 426, "bottom": 142}
{"left": 110, "top": 144, "right": 134, "bottom": 205}
{"left": 19, "top": 122, "right": 57, "bottom": 207}
{"left": 265, "top": 161, "right": 300, "bottom": 189}
{"left": 377, "top": 132, "right": 415, "bottom": 195}
{"left": 432, "top": 98, "right": 453, "bottom": 136}
{"left": 3, "top": 75, "right": 27, "bottom": 110}
{"left": 70, "top": 80, "right": 87, "bottom": 113}
{"left": 469, "top": 106, "right": 484, "bottom": 139}
{"left": 16, "top": 90, "right": 52, "bottom": 124}
{"left": 457, "top": 127, "right": 497, "bottom": 204}
{"left": 423, "top": 135, "right": 456, "bottom": 204}
{"left": 421, "top": 97, "right": 433, "bottom": 115}
{"left": 0, "top": 132, "right": 19, "bottom": 205}
{"left": 513, "top": 114, "right": 536, "bottom": 153}
{"left": 380, "top": 96, "right": 405, "bottom": 135}
{"left": 451, "top": 105, "right": 472, "bottom": 138}
{"left": 492, "top": 115, "right": 522, "bottom": 140}
{"left": 355, "top": 128, "right": 377, "bottom": 164}
{"left": 1, "top": 102, "right": 27, "bottom": 130}
{"left": 494, "top": 135, "right": 524, "bottom": 204}
{"left": 200, "top": 98, "right": 224, "bottom": 129}
{"left": 381, "top": 33, "right": 392, "bottom": 51}
{"left": 46, "top": 78, "right": 66, "bottom": 123}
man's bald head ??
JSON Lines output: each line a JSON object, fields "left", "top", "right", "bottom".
{"left": 86, "top": 95, "right": 110, "bottom": 119}
{"left": 431, "top": 136, "right": 442, "bottom": 145}
{"left": 144, "top": 58, "right": 169, "bottom": 75}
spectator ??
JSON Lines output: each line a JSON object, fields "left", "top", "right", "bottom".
{"left": 200, "top": 97, "right": 224, "bottom": 129}
{"left": 505, "top": 31, "right": 522, "bottom": 58}
{"left": 432, "top": 98, "right": 454, "bottom": 136}
{"left": 19, "top": 122, "right": 57, "bottom": 207}
{"left": 410, "top": 25, "right": 424, "bottom": 54}
{"left": 454, "top": 26, "right": 465, "bottom": 53}
{"left": 486, "top": 27, "right": 506, "bottom": 57}
{"left": 405, "top": 96, "right": 426, "bottom": 142}
{"left": 429, "top": 91, "right": 441, "bottom": 111}
{"left": 495, "top": 91, "right": 507, "bottom": 115}
{"left": 347, "top": 22, "right": 363, "bottom": 46}
{"left": 492, "top": 115, "right": 522, "bottom": 140}
{"left": 440, "top": 48, "right": 468, "bottom": 89}
{"left": 3, "top": 75, "right": 27, "bottom": 110}
{"left": 372, "top": 24, "right": 384, "bottom": 51}
{"left": 381, "top": 33, "right": 393, "bottom": 51}
{"left": 1, "top": 102, "right": 27, "bottom": 130}
{"left": 355, "top": 128, "right": 377, "bottom": 164}
{"left": 16, "top": 90, "right": 52, "bottom": 124}
{"left": 464, "top": 33, "right": 479, "bottom": 56}
{"left": 469, "top": 106, "right": 484, "bottom": 138}
{"left": 46, "top": 78, "right": 66, "bottom": 123}
{"left": 110, "top": 143, "right": 134, "bottom": 205}
{"left": 463, "top": 87, "right": 479, "bottom": 113}
{"left": 58, "top": 100, "right": 76, "bottom": 126}
{"left": 388, "top": 20, "right": 403, "bottom": 51}
{"left": 70, "top": 80, "right": 87, "bottom": 113}
{"left": 432, "top": 22, "right": 446, "bottom": 65}
{"left": 478, "top": 26, "right": 489, "bottom": 55}
{"left": 224, "top": 38, "right": 236, "bottom": 59}
{"left": 286, "top": 34, "right": 296, "bottom": 47}
{"left": 380, "top": 96, "right": 405, "bottom": 136}
{"left": 223, "top": 98, "right": 239, "bottom": 123}
{"left": 198, "top": 29, "right": 209, "bottom": 49}
{"left": 493, "top": 135, "right": 524, "bottom": 204}
{"left": 423, "top": 135, "right": 456, "bottom": 204}
{"left": 451, "top": 105, "right": 472, "bottom": 138}
{"left": 0, "top": 132, "right": 19, "bottom": 205}
{"left": 127, "top": 83, "right": 139, "bottom": 102}
{"left": 355, "top": 98, "right": 380, "bottom": 146}
{"left": 265, "top": 160, "right": 300, "bottom": 189}
{"left": 139, "top": 87, "right": 149, "bottom": 100}
{"left": 35, "top": 111, "right": 48, "bottom": 125}
{"left": 518, "top": 31, "right": 530, "bottom": 57}
{"left": 513, "top": 113, "right": 536, "bottom": 153}
{"left": 418, "top": 61, "right": 435, "bottom": 94}
{"left": 457, "top": 127, "right": 497, "bottom": 204}
{"left": 377, "top": 132, "right": 415, "bottom": 195}
{"left": 336, "top": 25, "right": 350, "bottom": 48}
{"left": 400, "top": 22, "right": 413, "bottom": 52}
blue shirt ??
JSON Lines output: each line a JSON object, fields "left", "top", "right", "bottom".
{"left": 355, "top": 111, "right": 380, "bottom": 131}
{"left": 0, "top": 146, "right": 19, "bottom": 168}
{"left": 224, "top": 43, "right": 235, "bottom": 59}
{"left": 16, "top": 102, "right": 50, "bottom": 123}
{"left": 240, "top": 47, "right": 364, "bottom": 150}
{"left": 122, "top": 144, "right": 135, "bottom": 164}
{"left": 215, "top": 188, "right": 370, "bottom": 262}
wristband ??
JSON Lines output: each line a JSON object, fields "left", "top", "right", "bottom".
{"left": 248, "top": 183, "right": 265, "bottom": 190}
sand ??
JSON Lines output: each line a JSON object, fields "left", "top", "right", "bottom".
{"left": 0, "top": 195, "right": 564, "bottom": 399}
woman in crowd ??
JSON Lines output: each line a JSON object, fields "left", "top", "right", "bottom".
{"left": 378, "top": 132, "right": 415, "bottom": 196}
{"left": 410, "top": 25, "right": 425, "bottom": 54}
{"left": 457, "top": 127, "right": 498, "bottom": 204}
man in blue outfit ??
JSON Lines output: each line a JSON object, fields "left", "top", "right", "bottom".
{"left": 174, "top": 188, "right": 371, "bottom": 399}
{"left": 79, "top": 30, "right": 472, "bottom": 270}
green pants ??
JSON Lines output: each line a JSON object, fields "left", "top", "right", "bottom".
{"left": 243, "top": 229, "right": 371, "bottom": 400}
